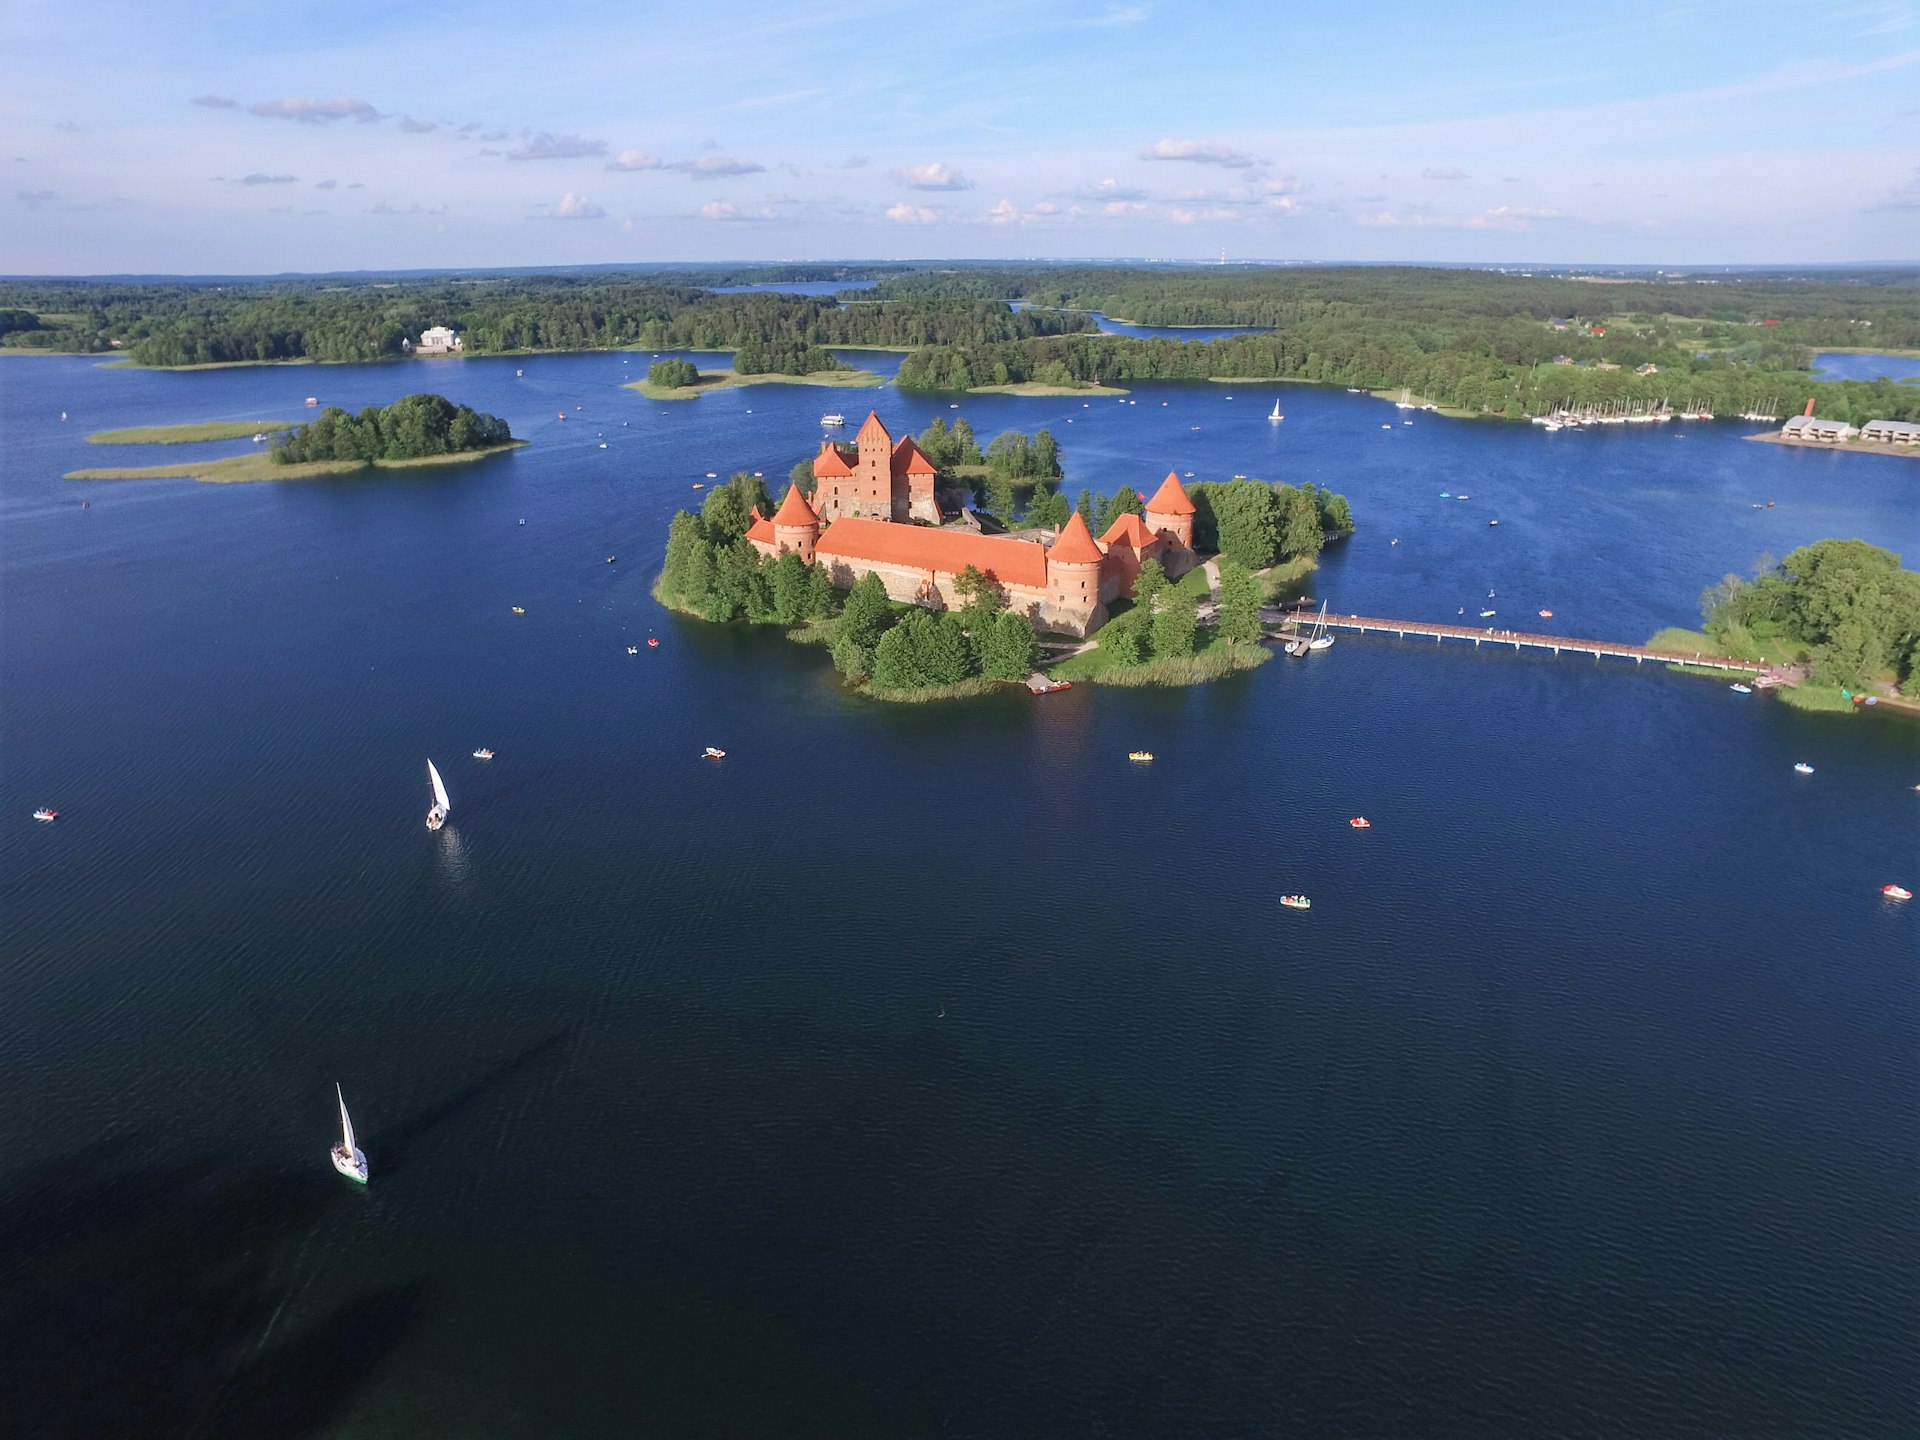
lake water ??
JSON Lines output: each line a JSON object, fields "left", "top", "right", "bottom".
{"left": 1812, "top": 351, "right": 1920, "bottom": 384}
{"left": 2, "top": 351, "right": 1916, "bottom": 1438}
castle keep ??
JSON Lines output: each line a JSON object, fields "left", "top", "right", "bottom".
{"left": 746, "top": 411, "right": 1198, "bottom": 637}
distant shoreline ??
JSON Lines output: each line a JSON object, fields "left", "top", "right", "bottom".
{"left": 1744, "top": 433, "right": 1920, "bottom": 461}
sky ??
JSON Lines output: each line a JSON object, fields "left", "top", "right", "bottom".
{"left": 4, "top": 0, "right": 1918, "bottom": 273}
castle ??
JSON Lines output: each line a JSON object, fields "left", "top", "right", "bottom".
{"left": 745, "top": 411, "right": 1199, "bottom": 637}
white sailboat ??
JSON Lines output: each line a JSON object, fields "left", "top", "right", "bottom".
{"left": 1308, "top": 600, "right": 1335, "bottom": 651}
{"left": 426, "top": 759, "right": 451, "bottom": 831}
{"left": 1268, "top": 399, "right": 1283, "bottom": 423}
{"left": 331, "top": 1083, "right": 368, "bottom": 1184}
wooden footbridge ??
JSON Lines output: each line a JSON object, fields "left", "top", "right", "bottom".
{"left": 1264, "top": 609, "right": 1770, "bottom": 675}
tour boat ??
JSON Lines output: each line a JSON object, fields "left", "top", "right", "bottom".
{"left": 1793, "top": 762, "right": 1814, "bottom": 775}
{"left": 1729, "top": 684, "right": 1752, "bottom": 695}
{"left": 1349, "top": 817, "right": 1371, "bottom": 829}
{"left": 820, "top": 413, "right": 846, "bottom": 427}
{"left": 1280, "top": 895, "right": 1312, "bottom": 910}
{"left": 1884, "top": 885, "right": 1913, "bottom": 901}
{"left": 426, "top": 759, "right": 451, "bottom": 831}
{"left": 32, "top": 808, "right": 57, "bottom": 823}
{"left": 646, "top": 638, "right": 659, "bottom": 648}
{"left": 1128, "top": 751, "right": 1154, "bottom": 763}
{"left": 704, "top": 747, "right": 727, "bottom": 760}
{"left": 330, "top": 1084, "right": 368, "bottom": 1184}
{"left": 472, "top": 748, "right": 494, "bottom": 760}
{"left": 628, "top": 645, "right": 639, "bottom": 655}
{"left": 1268, "top": 400, "right": 1283, "bottom": 423}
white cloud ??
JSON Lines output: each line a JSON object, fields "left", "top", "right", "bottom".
{"left": 669, "top": 155, "right": 765, "bottom": 177}
{"left": 554, "top": 192, "right": 605, "bottom": 219}
{"left": 1076, "top": 177, "right": 1150, "bottom": 201}
{"left": 248, "top": 96, "right": 380, "bottom": 124}
{"left": 1422, "top": 166, "right": 1469, "bottom": 180}
{"left": 506, "top": 131, "right": 607, "bottom": 161}
{"left": 1086, "top": 4, "right": 1149, "bottom": 24}
{"left": 605, "top": 149, "right": 663, "bottom": 172}
{"left": 1465, "top": 204, "right": 1562, "bottom": 229}
{"left": 885, "top": 202, "right": 938, "bottom": 224}
{"left": 1140, "top": 138, "right": 1257, "bottom": 168}
{"left": 893, "top": 161, "right": 973, "bottom": 191}
{"left": 987, "top": 198, "right": 1020, "bottom": 224}
{"left": 1167, "top": 206, "right": 1239, "bottom": 224}
{"left": 698, "top": 199, "right": 776, "bottom": 221}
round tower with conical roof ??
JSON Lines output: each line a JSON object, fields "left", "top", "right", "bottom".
{"left": 1144, "top": 471, "right": 1197, "bottom": 551}
{"left": 1044, "top": 510, "right": 1107, "bottom": 634}
{"left": 770, "top": 484, "right": 820, "bottom": 562}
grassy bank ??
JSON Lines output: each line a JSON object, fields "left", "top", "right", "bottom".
{"left": 87, "top": 420, "right": 296, "bottom": 445}
{"left": 66, "top": 441, "right": 525, "bottom": 484}
{"left": 963, "top": 381, "right": 1130, "bottom": 397}
{"left": 1049, "top": 634, "right": 1270, "bottom": 687}
{"left": 1258, "top": 555, "right": 1319, "bottom": 603}
{"left": 626, "top": 367, "right": 884, "bottom": 400}
{"left": 864, "top": 677, "right": 1004, "bottom": 703}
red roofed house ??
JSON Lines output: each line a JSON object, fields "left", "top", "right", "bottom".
{"left": 746, "top": 415, "right": 1200, "bottom": 637}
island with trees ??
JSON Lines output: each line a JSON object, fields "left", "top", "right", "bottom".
{"left": 66, "top": 393, "right": 522, "bottom": 484}
{"left": 655, "top": 430, "right": 1352, "bottom": 702}
{"left": 628, "top": 355, "right": 883, "bottom": 400}
{"left": 1652, "top": 540, "right": 1920, "bottom": 710}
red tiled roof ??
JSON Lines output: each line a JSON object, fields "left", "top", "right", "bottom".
{"left": 745, "top": 516, "right": 776, "bottom": 544}
{"left": 1100, "top": 512, "right": 1153, "bottom": 549}
{"left": 891, "top": 436, "right": 938, "bottom": 476}
{"left": 855, "top": 411, "right": 890, "bottom": 447}
{"left": 772, "top": 484, "right": 818, "bottom": 528}
{"left": 813, "top": 441, "right": 854, "bottom": 477}
{"left": 1144, "top": 472, "right": 1196, "bottom": 516}
{"left": 1048, "top": 511, "right": 1105, "bottom": 565}
{"left": 814, "top": 517, "right": 1049, "bottom": 589}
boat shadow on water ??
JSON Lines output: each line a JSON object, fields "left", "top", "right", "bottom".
{"left": 0, "top": 1134, "right": 429, "bottom": 1440}
{"left": 370, "top": 1026, "right": 573, "bottom": 1180}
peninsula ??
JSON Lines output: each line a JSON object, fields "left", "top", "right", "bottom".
{"left": 627, "top": 359, "right": 882, "bottom": 400}
{"left": 87, "top": 420, "right": 296, "bottom": 444}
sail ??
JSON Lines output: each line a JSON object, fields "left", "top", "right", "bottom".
{"left": 428, "top": 759, "right": 450, "bottom": 814}
{"left": 337, "top": 1083, "right": 356, "bottom": 1153}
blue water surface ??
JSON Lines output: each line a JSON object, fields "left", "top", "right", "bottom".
{"left": 1, "top": 350, "right": 1916, "bottom": 1438}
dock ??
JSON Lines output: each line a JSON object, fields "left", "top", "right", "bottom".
{"left": 1264, "top": 610, "right": 1769, "bottom": 675}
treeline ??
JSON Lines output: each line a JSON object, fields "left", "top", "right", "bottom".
{"left": 1700, "top": 541, "right": 1920, "bottom": 690}
{"left": 0, "top": 275, "right": 1091, "bottom": 368}
{"left": 893, "top": 331, "right": 1920, "bottom": 424}
{"left": 272, "top": 393, "right": 512, "bottom": 464}
{"left": 659, "top": 475, "right": 835, "bottom": 625}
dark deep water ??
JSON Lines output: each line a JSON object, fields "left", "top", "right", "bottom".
{"left": 2, "top": 351, "right": 1917, "bottom": 1438}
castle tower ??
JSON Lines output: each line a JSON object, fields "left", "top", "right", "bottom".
{"left": 1044, "top": 510, "right": 1107, "bottom": 634}
{"left": 1144, "top": 471, "right": 1197, "bottom": 551}
{"left": 890, "top": 435, "right": 940, "bottom": 523}
{"left": 770, "top": 484, "right": 820, "bottom": 562}
{"left": 811, "top": 440, "right": 856, "bottom": 520}
{"left": 852, "top": 411, "right": 893, "bottom": 519}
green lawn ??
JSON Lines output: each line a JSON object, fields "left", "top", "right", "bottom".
{"left": 1049, "top": 632, "right": 1269, "bottom": 687}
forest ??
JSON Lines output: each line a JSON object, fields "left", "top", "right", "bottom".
{"left": 1698, "top": 541, "right": 1920, "bottom": 690}
{"left": 6, "top": 264, "right": 1916, "bottom": 421}
{"left": 272, "top": 393, "right": 514, "bottom": 464}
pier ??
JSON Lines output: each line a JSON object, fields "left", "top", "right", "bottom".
{"left": 1264, "top": 610, "right": 1770, "bottom": 675}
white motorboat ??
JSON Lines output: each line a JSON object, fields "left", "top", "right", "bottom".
{"left": 426, "top": 759, "right": 451, "bottom": 831}
{"left": 1793, "top": 762, "right": 1814, "bottom": 775}
{"left": 472, "top": 748, "right": 494, "bottom": 760}
{"left": 1729, "top": 684, "right": 1752, "bottom": 695}
{"left": 330, "top": 1084, "right": 368, "bottom": 1184}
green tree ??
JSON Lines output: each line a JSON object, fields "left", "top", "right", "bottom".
{"left": 660, "top": 511, "right": 702, "bottom": 602}
{"left": 1153, "top": 592, "right": 1199, "bottom": 658}
{"left": 1216, "top": 558, "right": 1264, "bottom": 645}
{"left": 1096, "top": 486, "right": 1144, "bottom": 533}
{"left": 789, "top": 457, "right": 816, "bottom": 496}
{"left": 1100, "top": 610, "right": 1147, "bottom": 667}
{"left": 1281, "top": 487, "right": 1325, "bottom": 560}
{"left": 768, "top": 551, "right": 809, "bottom": 623}
{"left": 647, "top": 358, "right": 700, "bottom": 388}
{"left": 954, "top": 565, "right": 1005, "bottom": 629}
{"left": 801, "top": 562, "right": 834, "bottom": 620}
{"left": 872, "top": 617, "right": 930, "bottom": 690}
{"left": 832, "top": 572, "right": 892, "bottom": 680}
{"left": 982, "top": 610, "right": 1038, "bottom": 681}
{"left": 1075, "top": 488, "right": 1096, "bottom": 527}
{"left": 1319, "top": 490, "right": 1355, "bottom": 537}
{"left": 1132, "top": 558, "right": 1168, "bottom": 618}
